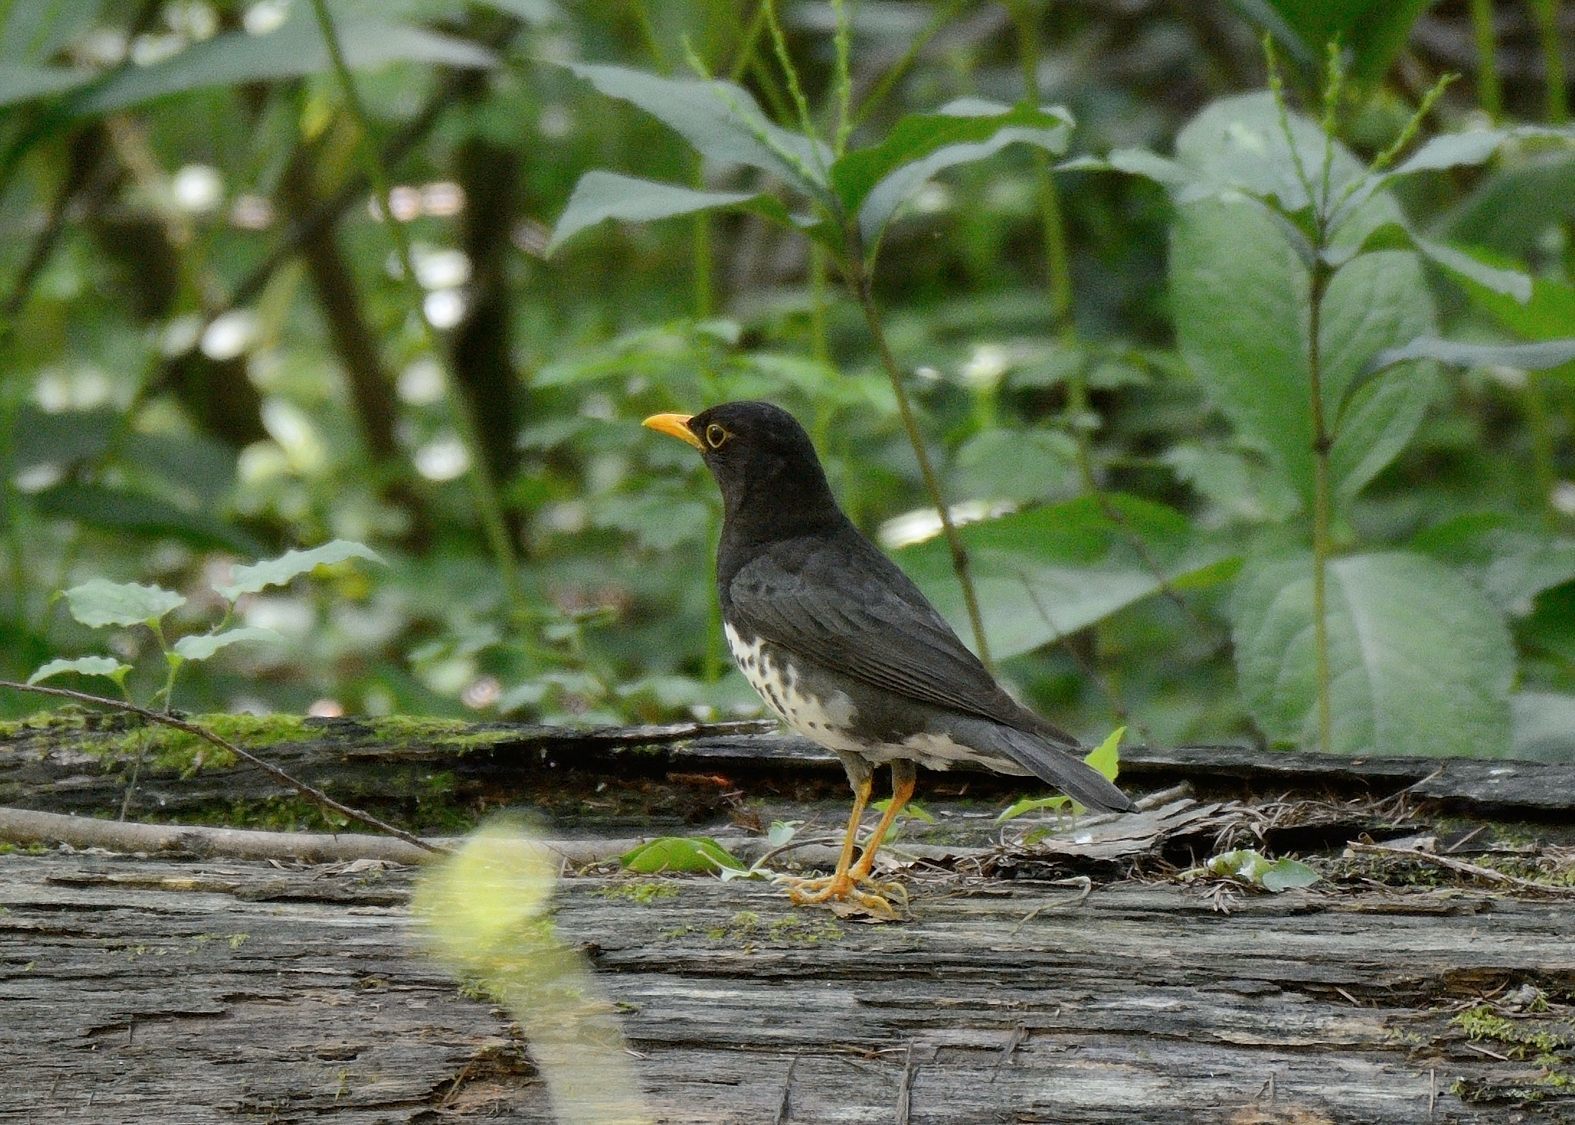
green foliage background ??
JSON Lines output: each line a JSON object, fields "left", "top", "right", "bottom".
{"left": 2, "top": 0, "right": 1572, "bottom": 761}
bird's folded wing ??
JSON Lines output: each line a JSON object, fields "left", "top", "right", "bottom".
{"left": 726, "top": 540, "right": 1078, "bottom": 748}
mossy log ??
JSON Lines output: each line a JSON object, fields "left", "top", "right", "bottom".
{"left": 2, "top": 711, "right": 1574, "bottom": 1121}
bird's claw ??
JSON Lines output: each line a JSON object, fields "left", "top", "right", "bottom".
{"left": 775, "top": 871, "right": 909, "bottom": 919}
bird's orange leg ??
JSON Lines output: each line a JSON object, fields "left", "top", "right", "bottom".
{"left": 848, "top": 761, "right": 916, "bottom": 884}
{"left": 778, "top": 773, "right": 870, "bottom": 905}
{"left": 780, "top": 762, "right": 915, "bottom": 917}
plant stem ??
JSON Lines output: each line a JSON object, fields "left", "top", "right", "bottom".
{"left": 1527, "top": 0, "right": 1568, "bottom": 123}
{"left": 0, "top": 679, "right": 445, "bottom": 853}
{"left": 1307, "top": 257, "right": 1335, "bottom": 757}
{"left": 1468, "top": 0, "right": 1503, "bottom": 121}
{"left": 307, "top": 0, "right": 523, "bottom": 610}
{"left": 1524, "top": 371, "right": 1561, "bottom": 529}
{"left": 845, "top": 254, "right": 993, "bottom": 668}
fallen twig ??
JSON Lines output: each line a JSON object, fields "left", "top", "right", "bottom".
{"left": 0, "top": 679, "right": 443, "bottom": 854}
{"left": 1347, "top": 842, "right": 1575, "bottom": 897}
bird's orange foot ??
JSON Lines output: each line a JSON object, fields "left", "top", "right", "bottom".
{"left": 775, "top": 871, "right": 909, "bottom": 919}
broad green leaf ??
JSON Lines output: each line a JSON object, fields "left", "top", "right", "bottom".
{"left": 1409, "top": 234, "right": 1532, "bottom": 303}
{"left": 32, "top": 482, "right": 265, "bottom": 555}
{"left": 75, "top": 10, "right": 495, "bottom": 116}
{"left": 1204, "top": 848, "right": 1320, "bottom": 892}
{"left": 1437, "top": 154, "right": 1575, "bottom": 258}
{"left": 1173, "top": 93, "right": 1364, "bottom": 214}
{"left": 1232, "top": 551, "right": 1514, "bottom": 757}
{"left": 172, "top": 626, "right": 285, "bottom": 661}
{"left": 468, "top": 0, "right": 558, "bottom": 23}
{"left": 952, "top": 429, "right": 1080, "bottom": 504}
{"left": 548, "top": 172, "right": 794, "bottom": 255}
{"left": 62, "top": 579, "right": 185, "bottom": 628}
{"left": 1172, "top": 184, "right": 1437, "bottom": 510}
{"left": 0, "top": 63, "right": 92, "bottom": 108}
{"left": 831, "top": 100, "right": 1073, "bottom": 248}
{"left": 897, "top": 495, "right": 1234, "bottom": 660}
{"left": 1511, "top": 692, "right": 1575, "bottom": 763}
{"left": 27, "top": 656, "right": 131, "bottom": 686}
{"left": 1365, "top": 337, "right": 1575, "bottom": 379}
{"left": 619, "top": 836, "right": 745, "bottom": 875}
{"left": 566, "top": 62, "right": 829, "bottom": 193}
{"left": 1411, "top": 515, "right": 1575, "bottom": 616}
{"left": 216, "top": 540, "right": 385, "bottom": 601}
{"left": 1458, "top": 260, "right": 1575, "bottom": 345}
{"left": 1234, "top": 0, "right": 1433, "bottom": 83}
{"left": 1085, "top": 726, "right": 1124, "bottom": 782}
{"left": 1163, "top": 444, "right": 1302, "bottom": 524}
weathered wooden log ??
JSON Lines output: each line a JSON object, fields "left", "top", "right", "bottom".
{"left": 2, "top": 850, "right": 1571, "bottom": 1123}
{"left": 4, "top": 711, "right": 1572, "bottom": 826}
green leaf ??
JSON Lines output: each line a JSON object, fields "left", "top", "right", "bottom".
{"left": 1236, "top": 0, "right": 1434, "bottom": 83}
{"left": 216, "top": 540, "right": 385, "bottom": 601}
{"left": 619, "top": 836, "right": 745, "bottom": 875}
{"left": 548, "top": 172, "right": 794, "bottom": 256}
{"left": 1456, "top": 258, "right": 1575, "bottom": 345}
{"left": 830, "top": 100, "right": 1073, "bottom": 248}
{"left": 871, "top": 798, "right": 935, "bottom": 823}
{"left": 1232, "top": 551, "right": 1514, "bottom": 757}
{"left": 566, "top": 62, "right": 829, "bottom": 192}
{"left": 1174, "top": 93, "right": 1364, "bottom": 213}
{"left": 1203, "top": 848, "right": 1320, "bottom": 892}
{"left": 74, "top": 9, "right": 495, "bottom": 116}
{"left": 1085, "top": 726, "right": 1124, "bottom": 782}
{"left": 1365, "top": 337, "right": 1575, "bottom": 379}
{"left": 995, "top": 794, "right": 1072, "bottom": 823}
{"left": 1411, "top": 515, "right": 1575, "bottom": 617}
{"left": 1511, "top": 692, "right": 1575, "bottom": 764}
{"left": 27, "top": 656, "right": 131, "bottom": 686}
{"left": 1172, "top": 186, "right": 1438, "bottom": 509}
{"left": 0, "top": 63, "right": 92, "bottom": 109}
{"left": 61, "top": 579, "right": 186, "bottom": 629}
{"left": 32, "top": 482, "right": 266, "bottom": 555}
{"left": 897, "top": 494, "right": 1233, "bottom": 660}
{"left": 172, "top": 626, "right": 285, "bottom": 662}
{"left": 1060, "top": 149, "right": 1195, "bottom": 189}
{"left": 952, "top": 429, "right": 1080, "bottom": 504}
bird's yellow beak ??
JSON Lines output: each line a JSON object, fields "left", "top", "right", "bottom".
{"left": 642, "top": 412, "right": 703, "bottom": 450}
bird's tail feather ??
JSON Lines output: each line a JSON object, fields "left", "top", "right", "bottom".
{"left": 972, "top": 721, "right": 1134, "bottom": 813}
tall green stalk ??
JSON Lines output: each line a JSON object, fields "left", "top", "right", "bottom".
{"left": 307, "top": 0, "right": 523, "bottom": 611}
{"left": 1306, "top": 258, "right": 1335, "bottom": 757}
{"left": 1527, "top": 0, "right": 1568, "bottom": 122}
{"left": 1468, "top": 0, "right": 1503, "bottom": 121}
{"left": 845, "top": 251, "right": 993, "bottom": 669}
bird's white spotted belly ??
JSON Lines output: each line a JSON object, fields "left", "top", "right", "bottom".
{"left": 724, "top": 624, "right": 867, "bottom": 754}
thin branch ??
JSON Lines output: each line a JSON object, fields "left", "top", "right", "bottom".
{"left": 0, "top": 680, "right": 443, "bottom": 854}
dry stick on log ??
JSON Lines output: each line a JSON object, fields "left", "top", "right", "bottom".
{"left": 0, "top": 680, "right": 443, "bottom": 855}
{"left": 0, "top": 805, "right": 990, "bottom": 870}
{"left": 1347, "top": 842, "right": 1575, "bottom": 898}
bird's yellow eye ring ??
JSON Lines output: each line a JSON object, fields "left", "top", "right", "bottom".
{"left": 705, "top": 423, "right": 730, "bottom": 449}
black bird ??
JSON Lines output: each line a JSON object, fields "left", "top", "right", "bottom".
{"left": 644, "top": 401, "right": 1132, "bottom": 913}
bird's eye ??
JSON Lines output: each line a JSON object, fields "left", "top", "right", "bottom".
{"left": 705, "top": 423, "right": 731, "bottom": 449}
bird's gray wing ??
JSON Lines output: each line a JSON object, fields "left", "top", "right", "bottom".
{"left": 725, "top": 537, "right": 1077, "bottom": 748}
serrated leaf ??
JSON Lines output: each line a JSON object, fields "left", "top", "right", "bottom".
{"left": 216, "top": 540, "right": 385, "bottom": 601}
{"left": 172, "top": 626, "right": 284, "bottom": 661}
{"left": 1172, "top": 177, "right": 1438, "bottom": 509}
{"left": 548, "top": 171, "right": 794, "bottom": 255}
{"left": 831, "top": 100, "right": 1072, "bottom": 248}
{"left": 27, "top": 656, "right": 131, "bottom": 685}
{"left": 1232, "top": 551, "right": 1514, "bottom": 757}
{"left": 62, "top": 579, "right": 186, "bottom": 628}
{"left": 567, "top": 62, "right": 829, "bottom": 192}
{"left": 619, "top": 836, "right": 745, "bottom": 875}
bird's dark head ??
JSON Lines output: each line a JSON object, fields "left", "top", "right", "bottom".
{"left": 643, "top": 401, "right": 843, "bottom": 540}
